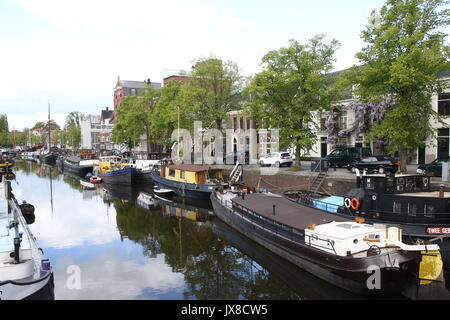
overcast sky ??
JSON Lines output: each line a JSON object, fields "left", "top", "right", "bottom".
{"left": 1, "top": 0, "right": 395, "bottom": 130}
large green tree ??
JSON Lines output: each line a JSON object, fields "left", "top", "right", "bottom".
{"left": 352, "top": 0, "right": 450, "bottom": 171}
{"left": 244, "top": 35, "right": 342, "bottom": 167}
{"left": 186, "top": 56, "right": 244, "bottom": 129}
{"left": 112, "top": 85, "right": 161, "bottom": 152}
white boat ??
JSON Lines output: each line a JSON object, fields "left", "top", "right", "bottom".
{"left": 153, "top": 187, "right": 174, "bottom": 195}
{"left": 0, "top": 176, "right": 54, "bottom": 300}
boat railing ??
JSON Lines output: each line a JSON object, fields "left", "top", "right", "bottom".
{"left": 214, "top": 192, "right": 338, "bottom": 254}
{"left": 363, "top": 209, "right": 450, "bottom": 224}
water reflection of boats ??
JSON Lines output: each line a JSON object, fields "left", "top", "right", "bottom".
{"left": 101, "top": 183, "right": 139, "bottom": 202}
{"left": 154, "top": 192, "right": 214, "bottom": 220}
{"left": 136, "top": 191, "right": 158, "bottom": 210}
{"left": 0, "top": 176, "right": 54, "bottom": 300}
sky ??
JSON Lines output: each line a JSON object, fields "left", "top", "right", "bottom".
{"left": 1, "top": 0, "right": 390, "bottom": 131}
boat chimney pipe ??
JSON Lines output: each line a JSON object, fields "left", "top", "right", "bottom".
{"left": 439, "top": 184, "right": 445, "bottom": 198}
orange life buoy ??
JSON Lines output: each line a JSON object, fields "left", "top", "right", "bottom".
{"left": 350, "top": 198, "right": 360, "bottom": 210}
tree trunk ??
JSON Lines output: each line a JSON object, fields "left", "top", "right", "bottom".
{"left": 399, "top": 146, "right": 408, "bottom": 173}
{"left": 145, "top": 124, "right": 151, "bottom": 159}
{"left": 295, "top": 144, "right": 301, "bottom": 168}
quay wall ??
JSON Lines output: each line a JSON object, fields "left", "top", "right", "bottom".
{"left": 223, "top": 169, "right": 356, "bottom": 196}
{"left": 223, "top": 169, "right": 450, "bottom": 196}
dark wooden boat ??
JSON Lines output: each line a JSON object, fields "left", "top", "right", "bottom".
{"left": 150, "top": 163, "right": 227, "bottom": 200}
{"left": 284, "top": 173, "right": 450, "bottom": 239}
{"left": 42, "top": 153, "right": 57, "bottom": 166}
{"left": 62, "top": 156, "right": 95, "bottom": 176}
{"left": 211, "top": 190, "right": 444, "bottom": 296}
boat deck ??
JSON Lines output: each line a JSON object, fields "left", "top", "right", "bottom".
{"left": 231, "top": 193, "right": 350, "bottom": 230}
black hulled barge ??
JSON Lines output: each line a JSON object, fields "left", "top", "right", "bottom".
{"left": 211, "top": 190, "right": 443, "bottom": 296}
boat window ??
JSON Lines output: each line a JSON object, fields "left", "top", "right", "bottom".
{"left": 365, "top": 178, "right": 374, "bottom": 190}
{"left": 386, "top": 177, "right": 395, "bottom": 193}
{"left": 180, "top": 170, "right": 185, "bottom": 179}
{"left": 405, "top": 178, "right": 415, "bottom": 192}
{"left": 336, "top": 223, "right": 353, "bottom": 229}
{"left": 169, "top": 169, "right": 175, "bottom": 177}
{"left": 393, "top": 202, "right": 402, "bottom": 214}
{"left": 208, "top": 171, "right": 218, "bottom": 179}
{"left": 407, "top": 203, "right": 417, "bottom": 216}
{"left": 425, "top": 204, "right": 436, "bottom": 217}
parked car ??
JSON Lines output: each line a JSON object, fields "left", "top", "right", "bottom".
{"left": 324, "top": 146, "right": 372, "bottom": 168}
{"left": 347, "top": 156, "right": 399, "bottom": 174}
{"left": 258, "top": 152, "right": 293, "bottom": 167}
{"left": 417, "top": 157, "right": 450, "bottom": 177}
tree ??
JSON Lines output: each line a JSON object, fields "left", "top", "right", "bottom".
{"left": 0, "top": 114, "right": 9, "bottom": 147}
{"left": 112, "top": 85, "right": 161, "bottom": 152}
{"left": 186, "top": 56, "right": 244, "bottom": 129}
{"left": 150, "top": 80, "right": 195, "bottom": 149}
{"left": 352, "top": 0, "right": 450, "bottom": 171}
{"left": 62, "top": 112, "right": 84, "bottom": 149}
{"left": 244, "top": 35, "right": 341, "bottom": 167}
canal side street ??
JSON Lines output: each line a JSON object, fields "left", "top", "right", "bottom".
{"left": 214, "top": 162, "right": 450, "bottom": 195}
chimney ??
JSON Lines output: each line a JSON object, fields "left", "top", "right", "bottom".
{"left": 106, "top": 107, "right": 109, "bottom": 111}
{"left": 146, "top": 78, "right": 151, "bottom": 85}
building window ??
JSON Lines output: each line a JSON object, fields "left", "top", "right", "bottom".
{"left": 233, "top": 117, "right": 237, "bottom": 132}
{"left": 246, "top": 119, "right": 251, "bottom": 131}
{"left": 438, "top": 93, "right": 450, "bottom": 116}
{"left": 339, "top": 111, "right": 348, "bottom": 129}
{"left": 320, "top": 118, "right": 327, "bottom": 132}
{"left": 240, "top": 117, "right": 244, "bottom": 130}
{"left": 131, "top": 88, "right": 136, "bottom": 95}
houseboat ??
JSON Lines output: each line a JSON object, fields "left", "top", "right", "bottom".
{"left": 62, "top": 156, "right": 97, "bottom": 176}
{"left": 0, "top": 176, "right": 54, "bottom": 300}
{"left": 0, "top": 157, "right": 14, "bottom": 175}
{"left": 211, "top": 189, "right": 444, "bottom": 296}
{"left": 284, "top": 172, "right": 450, "bottom": 239}
{"left": 150, "top": 162, "right": 227, "bottom": 200}
{"left": 97, "top": 156, "right": 138, "bottom": 185}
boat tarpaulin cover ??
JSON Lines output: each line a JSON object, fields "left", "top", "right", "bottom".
{"left": 312, "top": 196, "right": 344, "bottom": 213}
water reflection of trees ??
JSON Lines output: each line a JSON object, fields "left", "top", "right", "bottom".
{"left": 114, "top": 199, "right": 299, "bottom": 300}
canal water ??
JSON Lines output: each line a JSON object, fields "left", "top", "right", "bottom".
{"left": 10, "top": 161, "right": 407, "bottom": 300}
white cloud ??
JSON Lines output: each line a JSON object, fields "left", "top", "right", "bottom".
{"left": 7, "top": 112, "right": 66, "bottom": 130}
{"left": 53, "top": 252, "right": 185, "bottom": 299}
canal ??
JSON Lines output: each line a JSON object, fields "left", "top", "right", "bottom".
{"left": 8, "top": 161, "right": 419, "bottom": 300}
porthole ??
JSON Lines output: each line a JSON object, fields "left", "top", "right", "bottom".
{"left": 353, "top": 239, "right": 358, "bottom": 244}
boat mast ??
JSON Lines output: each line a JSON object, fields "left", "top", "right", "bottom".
{"left": 48, "top": 102, "right": 51, "bottom": 152}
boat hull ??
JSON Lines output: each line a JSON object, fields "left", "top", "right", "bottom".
{"left": 151, "top": 171, "right": 219, "bottom": 200}
{"left": 0, "top": 270, "right": 54, "bottom": 300}
{"left": 99, "top": 167, "right": 138, "bottom": 185}
{"left": 62, "top": 160, "right": 93, "bottom": 176}
{"left": 211, "top": 192, "right": 420, "bottom": 296}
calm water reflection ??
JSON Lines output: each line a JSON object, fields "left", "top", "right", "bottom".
{"left": 11, "top": 161, "right": 362, "bottom": 300}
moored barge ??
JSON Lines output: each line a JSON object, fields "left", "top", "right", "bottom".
{"left": 211, "top": 190, "right": 443, "bottom": 296}
{"left": 151, "top": 162, "right": 227, "bottom": 200}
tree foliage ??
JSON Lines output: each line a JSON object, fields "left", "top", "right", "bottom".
{"left": 352, "top": 0, "right": 450, "bottom": 169}
{"left": 244, "top": 35, "right": 342, "bottom": 165}
{"left": 112, "top": 85, "right": 161, "bottom": 151}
